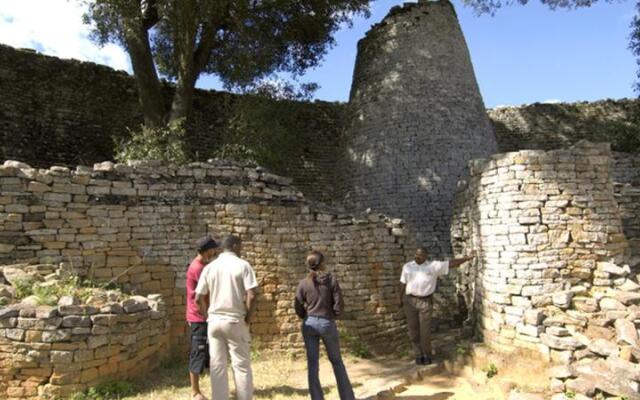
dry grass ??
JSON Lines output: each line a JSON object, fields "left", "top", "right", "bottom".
{"left": 115, "top": 350, "right": 353, "bottom": 400}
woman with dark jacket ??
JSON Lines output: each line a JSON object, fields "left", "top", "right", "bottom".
{"left": 295, "top": 250, "right": 355, "bottom": 400}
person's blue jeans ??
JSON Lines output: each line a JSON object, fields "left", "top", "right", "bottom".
{"left": 302, "top": 316, "right": 355, "bottom": 400}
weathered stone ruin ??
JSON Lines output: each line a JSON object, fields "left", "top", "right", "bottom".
{"left": 452, "top": 141, "right": 640, "bottom": 397}
{"left": 0, "top": 160, "right": 418, "bottom": 398}
{"left": 0, "top": 0, "right": 639, "bottom": 399}
{"left": 338, "top": 0, "right": 498, "bottom": 257}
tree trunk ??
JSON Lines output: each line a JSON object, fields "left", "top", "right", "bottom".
{"left": 168, "top": 73, "right": 197, "bottom": 123}
{"left": 122, "top": 24, "right": 165, "bottom": 128}
{"left": 167, "top": 2, "right": 218, "bottom": 124}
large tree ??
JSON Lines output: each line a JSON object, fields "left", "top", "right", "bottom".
{"left": 82, "top": 0, "right": 370, "bottom": 127}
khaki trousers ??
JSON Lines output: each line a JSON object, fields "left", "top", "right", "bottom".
{"left": 208, "top": 318, "right": 254, "bottom": 400}
{"left": 403, "top": 295, "right": 433, "bottom": 358}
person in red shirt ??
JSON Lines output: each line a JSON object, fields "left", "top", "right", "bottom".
{"left": 187, "top": 236, "right": 219, "bottom": 400}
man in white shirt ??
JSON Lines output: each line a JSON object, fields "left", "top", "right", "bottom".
{"left": 399, "top": 247, "right": 475, "bottom": 365}
{"left": 196, "top": 235, "right": 258, "bottom": 400}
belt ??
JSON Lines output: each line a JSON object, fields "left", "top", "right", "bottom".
{"left": 407, "top": 294, "right": 432, "bottom": 299}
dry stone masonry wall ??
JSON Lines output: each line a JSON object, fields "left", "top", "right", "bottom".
{"left": 337, "top": 0, "right": 497, "bottom": 326}
{"left": 487, "top": 99, "right": 639, "bottom": 154}
{"left": 338, "top": 0, "right": 497, "bottom": 257}
{"left": 0, "top": 293, "right": 169, "bottom": 400}
{"left": 452, "top": 142, "right": 640, "bottom": 398}
{"left": 0, "top": 159, "right": 415, "bottom": 359}
{"left": 0, "top": 44, "right": 344, "bottom": 203}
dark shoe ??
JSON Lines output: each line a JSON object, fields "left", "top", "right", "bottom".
{"left": 415, "top": 356, "right": 424, "bottom": 365}
{"left": 423, "top": 356, "right": 433, "bottom": 365}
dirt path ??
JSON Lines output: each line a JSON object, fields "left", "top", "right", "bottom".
{"left": 104, "top": 345, "right": 548, "bottom": 400}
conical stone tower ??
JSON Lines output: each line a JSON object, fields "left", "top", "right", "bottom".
{"left": 338, "top": 0, "right": 498, "bottom": 256}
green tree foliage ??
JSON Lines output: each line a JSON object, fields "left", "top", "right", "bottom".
{"left": 461, "top": 0, "right": 616, "bottom": 15}
{"left": 114, "top": 118, "right": 190, "bottom": 164}
{"left": 81, "top": 0, "right": 370, "bottom": 127}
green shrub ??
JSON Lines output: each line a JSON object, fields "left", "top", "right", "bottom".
{"left": 341, "top": 333, "right": 372, "bottom": 359}
{"left": 13, "top": 275, "right": 107, "bottom": 306}
{"left": 564, "top": 389, "right": 576, "bottom": 399}
{"left": 13, "top": 277, "right": 37, "bottom": 299}
{"left": 115, "top": 119, "right": 190, "bottom": 165}
{"left": 455, "top": 342, "right": 470, "bottom": 356}
{"left": 483, "top": 363, "right": 498, "bottom": 379}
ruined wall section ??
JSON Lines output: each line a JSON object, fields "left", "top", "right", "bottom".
{"left": 0, "top": 159, "right": 413, "bottom": 352}
{"left": 451, "top": 142, "right": 628, "bottom": 354}
{"left": 0, "top": 294, "right": 169, "bottom": 400}
{"left": 452, "top": 143, "right": 640, "bottom": 398}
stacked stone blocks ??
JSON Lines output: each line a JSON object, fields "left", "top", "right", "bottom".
{"left": 0, "top": 159, "right": 414, "bottom": 355}
{"left": 452, "top": 142, "right": 640, "bottom": 397}
{"left": 0, "top": 294, "right": 169, "bottom": 399}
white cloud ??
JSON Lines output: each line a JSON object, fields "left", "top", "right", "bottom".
{"left": 541, "top": 99, "right": 562, "bottom": 104}
{"left": 0, "top": 0, "right": 130, "bottom": 72}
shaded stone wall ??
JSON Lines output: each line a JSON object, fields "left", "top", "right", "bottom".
{"left": 487, "top": 99, "right": 639, "bottom": 154}
{"left": 337, "top": 0, "right": 497, "bottom": 258}
{"left": 616, "top": 183, "right": 640, "bottom": 260}
{"left": 0, "top": 45, "right": 344, "bottom": 203}
{"left": 0, "top": 294, "right": 169, "bottom": 400}
{"left": 336, "top": 0, "right": 497, "bottom": 327}
{"left": 0, "top": 159, "right": 414, "bottom": 353}
{"left": 612, "top": 152, "right": 640, "bottom": 185}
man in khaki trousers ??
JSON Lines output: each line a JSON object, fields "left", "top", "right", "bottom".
{"left": 399, "top": 247, "right": 475, "bottom": 365}
{"left": 196, "top": 235, "right": 258, "bottom": 400}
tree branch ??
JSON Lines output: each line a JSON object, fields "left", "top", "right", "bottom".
{"left": 141, "top": 0, "right": 160, "bottom": 31}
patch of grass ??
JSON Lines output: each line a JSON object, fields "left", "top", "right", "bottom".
{"left": 251, "top": 337, "right": 264, "bottom": 361}
{"left": 483, "top": 363, "right": 498, "bottom": 379}
{"left": 396, "top": 348, "right": 409, "bottom": 359}
{"left": 341, "top": 333, "right": 372, "bottom": 359}
{"left": 67, "top": 380, "right": 135, "bottom": 400}
{"left": 455, "top": 342, "right": 470, "bottom": 356}
{"left": 32, "top": 278, "right": 77, "bottom": 305}
{"left": 11, "top": 273, "right": 128, "bottom": 306}
{"left": 564, "top": 389, "right": 576, "bottom": 399}
{"left": 13, "top": 277, "right": 37, "bottom": 299}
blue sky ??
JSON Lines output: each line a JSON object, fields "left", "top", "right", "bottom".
{"left": 0, "top": 0, "right": 636, "bottom": 107}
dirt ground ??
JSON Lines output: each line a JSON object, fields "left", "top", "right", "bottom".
{"left": 92, "top": 344, "right": 550, "bottom": 400}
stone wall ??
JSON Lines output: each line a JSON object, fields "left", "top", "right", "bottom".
{"left": 337, "top": 0, "right": 498, "bottom": 258}
{"left": 612, "top": 152, "right": 640, "bottom": 185}
{"left": 451, "top": 141, "right": 640, "bottom": 397}
{"left": 616, "top": 183, "right": 640, "bottom": 260}
{"left": 451, "top": 142, "right": 627, "bottom": 350}
{"left": 2, "top": 44, "right": 640, "bottom": 208}
{"left": 487, "top": 99, "right": 639, "bottom": 154}
{"left": 0, "top": 159, "right": 415, "bottom": 354}
{"left": 0, "top": 44, "right": 344, "bottom": 203}
{"left": 0, "top": 293, "right": 169, "bottom": 399}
